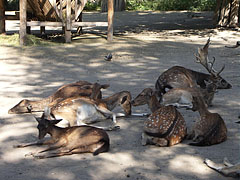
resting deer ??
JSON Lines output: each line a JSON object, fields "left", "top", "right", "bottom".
{"left": 14, "top": 111, "right": 110, "bottom": 158}
{"left": 204, "top": 158, "right": 240, "bottom": 178}
{"left": 155, "top": 38, "right": 231, "bottom": 98}
{"left": 187, "top": 94, "right": 227, "bottom": 146}
{"left": 48, "top": 90, "right": 132, "bottom": 130}
{"left": 8, "top": 80, "right": 109, "bottom": 114}
{"left": 160, "top": 80, "right": 217, "bottom": 109}
{"left": 131, "top": 88, "right": 187, "bottom": 146}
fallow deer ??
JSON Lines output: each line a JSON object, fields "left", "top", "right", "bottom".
{"left": 131, "top": 88, "right": 187, "bottom": 146}
{"left": 8, "top": 80, "right": 109, "bottom": 114}
{"left": 187, "top": 94, "right": 227, "bottom": 146}
{"left": 204, "top": 158, "right": 240, "bottom": 178}
{"left": 47, "top": 91, "right": 132, "bottom": 130}
{"left": 161, "top": 80, "right": 217, "bottom": 109}
{"left": 155, "top": 38, "right": 231, "bottom": 98}
{"left": 14, "top": 111, "right": 110, "bottom": 158}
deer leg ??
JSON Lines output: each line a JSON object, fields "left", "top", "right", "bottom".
{"left": 204, "top": 158, "right": 224, "bottom": 171}
{"left": 141, "top": 132, "right": 168, "bottom": 146}
{"left": 223, "top": 157, "right": 234, "bottom": 167}
{"left": 94, "top": 105, "right": 117, "bottom": 124}
{"left": 33, "top": 142, "right": 107, "bottom": 159}
{"left": 13, "top": 138, "right": 56, "bottom": 148}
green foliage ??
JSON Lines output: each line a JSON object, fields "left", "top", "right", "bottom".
{"left": 84, "top": 0, "right": 101, "bottom": 11}
{"left": 126, "top": 0, "right": 217, "bottom": 11}
{"left": 5, "top": 0, "right": 19, "bottom": 11}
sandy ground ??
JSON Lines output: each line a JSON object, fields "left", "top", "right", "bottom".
{"left": 0, "top": 11, "right": 240, "bottom": 180}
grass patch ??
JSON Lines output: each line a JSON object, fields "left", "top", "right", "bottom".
{"left": 0, "top": 34, "right": 62, "bottom": 46}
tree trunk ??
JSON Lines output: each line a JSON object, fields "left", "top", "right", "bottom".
{"left": 0, "top": 0, "right": 5, "bottom": 34}
{"left": 214, "top": 0, "right": 239, "bottom": 27}
{"left": 101, "top": 0, "right": 125, "bottom": 12}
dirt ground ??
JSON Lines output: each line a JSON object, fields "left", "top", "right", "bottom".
{"left": 0, "top": 11, "right": 240, "bottom": 180}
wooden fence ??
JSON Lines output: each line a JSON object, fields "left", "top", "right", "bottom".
{"left": 19, "top": 0, "right": 114, "bottom": 45}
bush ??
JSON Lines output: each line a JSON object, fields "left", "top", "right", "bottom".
{"left": 5, "top": 0, "right": 19, "bottom": 11}
{"left": 126, "top": 0, "right": 216, "bottom": 11}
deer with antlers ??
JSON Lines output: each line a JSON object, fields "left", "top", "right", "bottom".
{"left": 155, "top": 38, "right": 231, "bottom": 96}
{"left": 131, "top": 88, "right": 187, "bottom": 146}
{"left": 8, "top": 81, "right": 109, "bottom": 114}
{"left": 155, "top": 38, "right": 229, "bottom": 107}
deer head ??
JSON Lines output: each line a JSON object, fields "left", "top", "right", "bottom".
{"left": 131, "top": 88, "right": 155, "bottom": 106}
{"left": 194, "top": 38, "right": 232, "bottom": 89}
{"left": 35, "top": 109, "right": 62, "bottom": 139}
{"left": 8, "top": 99, "right": 33, "bottom": 114}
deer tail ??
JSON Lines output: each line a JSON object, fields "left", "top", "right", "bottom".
{"left": 93, "top": 139, "right": 110, "bottom": 156}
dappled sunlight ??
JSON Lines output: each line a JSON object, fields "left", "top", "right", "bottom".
{"left": 0, "top": 122, "right": 36, "bottom": 142}
{"left": 0, "top": 10, "right": 239, "bottom": 180}
{"left": 169, "top": 155, "right": 209, "bottom": 176}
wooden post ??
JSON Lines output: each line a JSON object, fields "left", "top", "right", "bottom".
{"left": 0, "top": 0, "right": 5, "bottom": 34}
{"left": 20, "top": 0, "right": 27, "bottom": 45}
{"left": 107, "top": 0, "right": 114, "bottom": 41}
{"left": 65, "top": 0, "right": 71, "bottom": 43}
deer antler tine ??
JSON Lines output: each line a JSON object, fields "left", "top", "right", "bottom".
{"left": 194, "top": 53, "right": 201, "bottom": 63}
{"left": 208, "top": 56, "right": 215, "bottom": 72}
{"left": 203, "top": 37, "right": 210, "bottom": 51}
{"left": 217, "top": 64, "right": 225, "bottom": 76}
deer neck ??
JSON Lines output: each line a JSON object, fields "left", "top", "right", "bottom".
{"left": 102, "top": 92, "right": 122, "bottom": 111}
{"left": 196, "top": 96, "right": 210, "bottom": 117}
{"left": 148, "top": 95, "right": 161, "bottom": 113}
{"left": 48, "top": 126, "right": 66, "bottom": 139}
{"left": 29, "top": 98, "right": 51, "bottom": 112}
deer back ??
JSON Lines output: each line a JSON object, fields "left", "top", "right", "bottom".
{"left": 155, "top": 66, "right": 197, "bottom": 96}
{"left": 144, "top": 105, "right": 187, "bottom": 146}
{"left": 50, "top": 97, "right": 107, "bottom": 126}
{"left": 8, "top": 81, "right": 109, "bottom": 114}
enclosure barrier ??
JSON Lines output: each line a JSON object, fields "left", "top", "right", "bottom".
{"left": 19, "top": 0, "right": 114, "bottom": 45}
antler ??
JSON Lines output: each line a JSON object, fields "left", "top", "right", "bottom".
{"left": 194, "top": 38, "right": 225, "bottom": 77}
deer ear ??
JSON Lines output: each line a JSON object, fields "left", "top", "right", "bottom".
{"left": 50, "top": 119, "right": 62, "bottom": 125}
{"left": 120, "top": 96, "right": 128, "bottom": 104}
{"left": 35, "top": 116, "right": 42, "bottom": 123}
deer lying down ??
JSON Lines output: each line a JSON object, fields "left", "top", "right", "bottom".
{"left": 14, "top": 112, "right": 110, "bottom": 158}
{"left": 131, "top": 88, "right": 187, "bottom": 146}
{"left": 161, "top": 81, "right": 217, "bottom": 109}
{"left": 8, "top": 80, "right": 109, "bottom": 114}
{"left": 187, "top": 95, "right": 227, "bottom": 146}
{"left": 155, "top": 38, "right": 231, "bottom": 98}
{"left": 48, "top": 91, "right": 132, "bottom": 130}
{"left": 204, "top": 158, "right": 240, "bottom": 178}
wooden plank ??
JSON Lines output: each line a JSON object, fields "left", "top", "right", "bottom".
{"left": 65, "top": 0, "right": 71, "bottom": 43}
{"left": 59, "top": 0, "right": 63, "bottom": 21}
{"left": 52, "top": 0, "right": 60, "bottom": 17}
{"left": 75, "top": 0, "right": 87, "bottom": 21}
{"left": 72, "top": 22, "right": 108, "bottom": 27}
{"left": 20, "top": 0, "right": 27, "bottom": 46}
{"left": 27, "top": 21, "right": 63, "bottom": 26}
{"left": 66, "top": 0, "right": 71, "bottom": 30}
{"left": 0, "top": 0, "right": 5, "bottom": 33}
{"left": 107, "top": 0, "right": 114, "bottom": 41}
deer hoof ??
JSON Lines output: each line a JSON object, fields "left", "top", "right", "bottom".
{"left": 33, "top": 155, "right": 45, "bottom": 159}
{"left": 13, "top": 144, "right": 24, "bottom": 148}
{"left": 112, "top": 126, "right": 120, "bottom": 130}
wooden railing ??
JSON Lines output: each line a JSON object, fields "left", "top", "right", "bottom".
{"left": 19, "top": 0, "right": 114, "bottom": 44}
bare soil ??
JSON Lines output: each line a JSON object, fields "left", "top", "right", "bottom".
{"left": 0, "top": 11, "right": 240, "bottom": 180}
